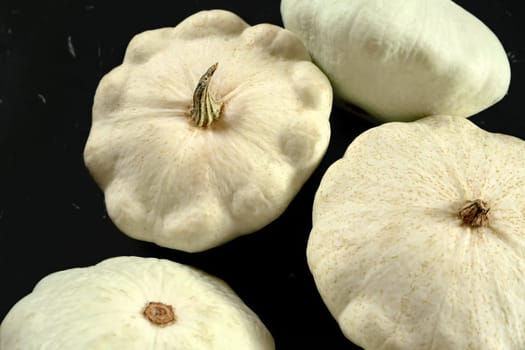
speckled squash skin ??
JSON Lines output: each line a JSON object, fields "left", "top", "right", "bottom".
{"left": 308, "top": 115, "right": 525, "bottom": 349}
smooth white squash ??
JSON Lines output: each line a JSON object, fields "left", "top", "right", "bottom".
{"left": 281, "top": 0, "right": 511, "bottom": 122}
{"left": 0, "top": 256, "right": 275, "bottom": 349}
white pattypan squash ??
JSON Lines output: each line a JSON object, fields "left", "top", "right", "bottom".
{"left": 308, "top": 115, "right": 525, "bottom": 349}
{"left": 83, "top": 10, "right": 332, "bottom": 252}
{"left": 281, "top": 0, "right": 511, "bottom": 123}
{"left": 0, "top": 256, "right": 275, "bottom": 349}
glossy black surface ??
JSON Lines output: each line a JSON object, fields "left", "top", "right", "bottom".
{"left": 1, "top": 1, "right": 524, "bottom": 348}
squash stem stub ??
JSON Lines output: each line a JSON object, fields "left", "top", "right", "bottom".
{"left": 459, "top": 199, "right": 489, "bottom": 227}
{"left": 190, "top": 62, "right": 223, "bottom": 127}
{"left": 143, "top": 301, "right": 175, "bottom": 326}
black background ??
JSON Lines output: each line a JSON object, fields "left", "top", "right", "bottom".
{"left": 1, "top": 1, "right": 524, "bottom": 348}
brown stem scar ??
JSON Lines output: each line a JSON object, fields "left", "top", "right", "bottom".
{"left": 143, "top": 301, "right": 175, "bottom": 326}
{"left": 459, "top": 199, "right": 489, "bottom": 227}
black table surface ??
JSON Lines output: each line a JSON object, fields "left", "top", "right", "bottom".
{"left": 1, "top": 1, "right": 524, "bottom": 348}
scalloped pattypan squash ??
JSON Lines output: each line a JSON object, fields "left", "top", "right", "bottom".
{"left": 281, "top": 0, "right": 511, "bottom": 122}
{"left": 0, "top": 256, "right": 275, "bottom": 349}
{"left": 83, "top": 10, "right": 332, "bottom": 252}
{"left": 308, "top": 115, "right": 525, "bottom": 349}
